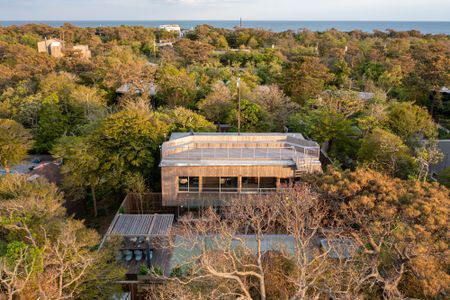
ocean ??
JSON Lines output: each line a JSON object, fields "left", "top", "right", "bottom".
{"left": 1, "top": 20, "right": 449, "bottom": 35}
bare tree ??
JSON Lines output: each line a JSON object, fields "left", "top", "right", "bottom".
{"left": 170, "top": 197, "right": 279, "bottom": 300}
{"left": 149, "top": 184, "right": 368, "bottom": 300}
{"left": 0, "top": 246, "right": 36, "bottom": 300}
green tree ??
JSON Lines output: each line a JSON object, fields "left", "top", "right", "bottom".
{"left": 386, "top": 102, "right": 437, "bottom": 146}
{"left": 157, "top": 64, "right": 197, "bottom": 107}
{"left": 0, "top": 80, "right": 40, "bottom": 127}
{"left": 290, "top": 108, "right": 358, "bottom": 164}
{"left": 331, "top": 59, "right": 352, "bottom": 88}
{"left": 32, "top": 73, "right": 107, "bottom": 152}
{"left": 197, "top": 81, "right": 234, "bottom": 123}
{"left": 358, "top": 127, "right": 416, "bottom": 178}
{"left": 53, "top": 136, "right": 103, "bottom": 217}
{"left": 159, "top": 106, "right": 216, "bottom": 132}
{"left": 252, "top": 85, "right": 299, "bottom": 131}
{"left": 0, "top": 174, "right": 125, "bottom": 299}
{"left": 54, "top": 102, "right": 170, "bottom": 213}
{"left": 0, "top": 119, "right": 33, "bottom": 173}
{"left": 228, "top": 99, "right": 266, "bottom": 132}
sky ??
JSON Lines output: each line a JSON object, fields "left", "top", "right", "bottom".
{"left": 0, "top": 0, "right": 449, "bottom": 21}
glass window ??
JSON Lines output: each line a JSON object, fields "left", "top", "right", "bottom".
{"left": 280, "top": 178, "right": 291, "bottom": 187}
{"left": 178, "top": 177, "right": 199, "bottom": 192}
{"left": 189, "top": 177, "right": 199, "bottom": 192}
{"left": 242, "top": 177, "right": 259, "bottom": 190}
{"left": 220, "top": 177, "right": 238, "bottom": 192}
{"left": 203, "top": 177, "right": 220, "bottom": 192}
{"left": 178, "top": 177, "right": 189, "bottom": 192}
{"left": 260, "top": 177, "right": 277, "bottom": 189}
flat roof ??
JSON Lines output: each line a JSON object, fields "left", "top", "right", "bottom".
{"left": 106, "top": 214, "right": 174, "bottom": 237}
{"left": 160, "top": 159, "right": 296, "bottom": 167}
{"left": 161, "top": 132, "right": 321, "bottom": 168}
{"left": 169, "top": 132, "right": 306, "bottom": 140}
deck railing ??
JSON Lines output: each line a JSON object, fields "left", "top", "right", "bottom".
{"left": 179, "top": 187, "right": 286, "bottom": 194}
{"left": 162, "top": 144, "right": 320, "bottom": 161}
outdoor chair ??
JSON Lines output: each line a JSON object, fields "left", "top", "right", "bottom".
{"left": 123, "top": 250, "right": 133, "bottom": 262}
{"left": 134, "top": 250, "right": 143, "bottom": 261}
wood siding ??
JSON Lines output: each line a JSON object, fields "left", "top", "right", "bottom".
{"left": 161, "top": 165, "right": 295, "bottom": 206}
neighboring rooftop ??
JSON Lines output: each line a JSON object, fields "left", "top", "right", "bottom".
{"left": 161, "top": 132, "right": 321, "bottom": 169}
{"left": 170, "top": 234, "right": 357, "bottom": 272}
{"left": 106, "top": 214, "right": 174, "bottom": 238}
{"left": 116, "top": 82, "right": 157, "bottom": 96}
{"left": 431, "top": 140, "right": 450, "bottom": 174}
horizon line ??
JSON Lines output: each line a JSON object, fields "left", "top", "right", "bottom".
{"left": 1, "top": 19, "right": 450, "bottom": 23}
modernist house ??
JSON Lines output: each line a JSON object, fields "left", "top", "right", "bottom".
{"left": 160, "top": 132, "right": 322, "bottom": 208}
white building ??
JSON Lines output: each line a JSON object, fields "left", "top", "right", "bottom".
{"left": 159, "top": 24, "right": 183, "bottom": 38}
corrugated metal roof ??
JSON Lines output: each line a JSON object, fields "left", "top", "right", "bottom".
{"left": 108, "top": 214, "right": 174, "bottom": 237}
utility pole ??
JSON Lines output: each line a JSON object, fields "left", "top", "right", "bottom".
{"left": 240, "top": 18, "right": 243, "bottom": 28}
{"left": 237, "top": 76, "right": 241, "bottom": 135}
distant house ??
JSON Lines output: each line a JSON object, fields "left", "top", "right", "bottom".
{"left": 358, "top": 91, "right": 375, "bottom": 101}
{"left": 159, "top": 24, "right": 183, "bottom": 38}
{"left": 440, "top": 87, "right": 450, "bottom": 95}
{"left": 37, "top": 38, "right": 64, "bottom": 58}
{"left": 160, "top": 132, "right": 322, "bottom": 208}
{"left": 322, "top": 90, "right": 375, "bottom": 101}
{"left": 116, "top": 82, "right": 157, "bottom": 96}
{"left": 37, "top": 38, "right": 91, "bottom": 59}
{"left": 71, "top": 45, "right": 92, "bottom": 59}
{"left": 0, "top": 155, "right": 62, "bottom": 185}
{"left": 29, "top": 161, "right": 62, "bottom": 185}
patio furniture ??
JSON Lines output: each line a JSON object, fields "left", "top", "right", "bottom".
{"left": 134, "top": 250, "right": 143, "bottom": 261}
{"left": 123, "top": 250, "right": 133, "bottom": 262}
{"left": 147, "top": 249, "right": 153, "bottom": 261}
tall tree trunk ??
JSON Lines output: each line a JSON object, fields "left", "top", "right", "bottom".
{"left": 91, "top": 184, "right": 98, "bottom": 217}
{"left": 257, "top": 237, "right": 266, "bottom": 300}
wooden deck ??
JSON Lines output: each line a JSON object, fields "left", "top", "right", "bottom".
{"left": 124, "top": 237, "right": 174, "bottom": 277}
{"left": 166, "top": 147, "right": 301, "bottom": 160}
{"left": 161, "top": 132, "right": 321, "bottom": 165}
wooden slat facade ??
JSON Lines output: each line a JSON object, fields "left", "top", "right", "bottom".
{"left": 161, "top": 165, "right": 296, "bottom": 207}
{"left": 160, "top": 133, "right": 322, "bottom": 207}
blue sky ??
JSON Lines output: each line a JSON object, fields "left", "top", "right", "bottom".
{"left": 1, "top": 0, "right": 449, "bottom": 21}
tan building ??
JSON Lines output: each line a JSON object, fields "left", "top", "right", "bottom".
{"left": 37, "top": 38, "right": 64, "bottom": 58}
{"left": 160, "top": 132, "right": 322, "bottom": 208}
{"left": 71, "top": 45, "right": 92, "bottom": 59}
{"left": 37, "top": 39, "right": 91, "bottom": 59}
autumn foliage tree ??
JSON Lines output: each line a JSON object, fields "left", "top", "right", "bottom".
{"left": 282, "top": 56, "right": 333, "bottom": 104}
{"left": 303, "top": 168, "right": 450, "bottom": 299}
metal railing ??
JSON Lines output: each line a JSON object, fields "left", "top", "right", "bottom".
{"left": 178, "top": 187, "right": 288, "bottom": 195}
{"left": 163, "top": 144, "right": 320, "bottom": 161}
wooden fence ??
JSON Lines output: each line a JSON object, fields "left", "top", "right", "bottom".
{"left": 122, "top": 193, "right": 177, "bottom": 215}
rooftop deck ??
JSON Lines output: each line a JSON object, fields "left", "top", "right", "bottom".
{"left": 160, "top": 132, "right": 321, "bottom": 168}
